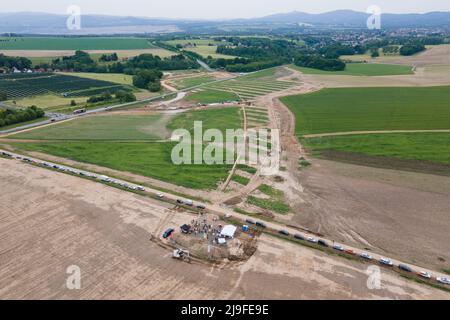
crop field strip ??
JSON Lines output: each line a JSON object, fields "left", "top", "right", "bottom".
{"left": 0, "top": 37, "right": 155, "bottom": 50}
{"left": 204, "top": 77, "right": 296, "bottom": 100}
{"left": 281, "top": 86, "right": 450, "bottom": 172}
{"left": 246, "top": 106, "right": 270, "bottom": 127}
{"left": 0, "top": 73, "right": 129, "bottom": 99}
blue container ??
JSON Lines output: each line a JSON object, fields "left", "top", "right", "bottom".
{"left": 242, "top": 225, "right": 249, "bottom": 232}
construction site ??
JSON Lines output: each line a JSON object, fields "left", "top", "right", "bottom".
{"left": 153, "top": 213, "right": 260, "bottom": 264}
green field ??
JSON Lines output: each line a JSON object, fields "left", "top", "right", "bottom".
{"left": 11, "top": 141, "right": 232, "bottom": 190}
{"left": 170, "top": 75, "right": 216, "bottom": 89}
{"left": 0, "top": 37, "right": 154, "bottom": 50}
{"left": 7, "top": 106, "right": 246, "bottom": 189}
{"left": 232, "top": 175, "right": 250, "bottom": 185}
{"left": 59, "top": 72, "right": 134, "bottom": 85}
{"left": 167, "top": 106, "right": 242, "bottom": 134}
{"left": 186, "top": 89, "right": 240, "bottom": 104}
{"left": 304, "top": 133, "right": 450, "bottom": 165}
{"left": 10, "top": 115, "right": 169, "bottom": 141}
{"left": 290, "top": 63, "right": 413, "bottom": 76}
{"left": 165, "top": 39, "right": 229, "bottom": 46}
{"left": 281, "top": 86, "right": 450, "bottom": 136}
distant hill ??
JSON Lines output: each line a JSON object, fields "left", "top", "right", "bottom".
{"left": 0, "top": 12, "right": 182, "bottom": 34}
{"left": 255, "top": 10, "right": 450, "bottom": 28}
{"left": 0, "top": 10, "right": 450, "bottom": 34}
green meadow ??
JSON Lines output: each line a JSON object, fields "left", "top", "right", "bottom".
{"left": 291, "top": 63, "right": 413, "bottom": 76}
{"left": 281, "top": 86, "right": 450, "bottom": 136}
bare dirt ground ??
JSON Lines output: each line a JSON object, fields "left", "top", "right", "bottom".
{"left": 1, "top": 158, "right": 448, "bottom": 300}
{"left": 262, "top": 66, "right": 450, "bottom": 272}
{"left": 374, "top": 44, "right": 450, "bottom": 67}
{"left": 291, "top": 159, "right": 450, "bottom": 271}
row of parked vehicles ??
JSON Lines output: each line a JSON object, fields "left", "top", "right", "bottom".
{"left": 176, "top": 198, "right": 206, "bottom": 210}
{"left": 274, "top": 227, "right": 450, "bottom": 286}
{"left": 2, "top": 151, "right": 147, "bottom": 193}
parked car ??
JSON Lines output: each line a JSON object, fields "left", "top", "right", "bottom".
{"left": 294, "top": 234, "right": 305, "bottom": 241}
{"left": 318, "top": 239, "right": 328, "bottom": 247}
{"left": 379, "top": 258, "right": 394, "bottom": 266}
{"left": 437, "top": 277, "right": 450, "bottom": 285}
{"left": 345, "top": 249, "right": 356, "bottom": 255}
{"left": 360, "top": 252, "right": 373, "bottom": 260}
{"left": 136, "top": 186, "right": 145, "bottom": 191}
{"left": 162, "top": 228, "right": 175, "bottom": 239}
{"left": 156, "top": 193, "right": 164, "bottom": 198}
{"left": 255, "top": 221, "right": 266, "bottom": 228}
{"left": 333, "top": 244, "right": 344, "bottom": 251}
{"left": 417, "top": 271, "right": 431, "bottom": 279}
{"left": 99, "top": 175, "right": 111, "bottom": 183}
{"left": 279, "top": 230, "right": 289, "bottom": 236}
{"left": 398, "top": 264, "right": 412, "bottom": 272}
{"left": 307, "top": 237, "right": 318, "bottom": 244}
{"left": 176, "top": 199, "right": 184, "bottom": 204}
{"left": 245, "top": 219, "right": 255, "bottom": 225}
{"left": 185, "top": 200, "right": 193, "bottom": 206}
{"left": 196, "top": 204, "right": 206, "bottom": 210}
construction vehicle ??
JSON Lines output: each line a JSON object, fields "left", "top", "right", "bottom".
{"left": 172, "top": 248, "right": 191, "bottom": 263}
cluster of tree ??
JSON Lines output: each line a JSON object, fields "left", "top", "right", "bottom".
{"left": 49, "top": 50, "right": 96, "bottom": 72}
{"left": 294, "top": 54, "right": 345, "bottom": 71}
{"left": 0, "top": 105, "right": 45, "bottom": 128}
{"left": 87, "top": 92, "right": 113, "bottom": 103}
{"left": 132, "top": 69, "right": 163, "bottom": 92}
{"left": 0, "top": 54, "right": 32, "bottom": 70}
{"left": 99, "top": 53, "right": 118, "bottom": 62}
{"left": 318, "top": 44, "right": 365, "bottom": 59}
{"left": 223, "top": 59, "right": 285, "bottom": 73}
{"left": 369, "top": 47, "right": 380, "bottom": 58}
{"left": 207, "top": 37, "right": 300, "bottom": 72}
{"left": 125, "top": 54, "right": 198, "bottom": 72}
{"left": 382, "top": 45, "right": 400, "bottom": 55}
{"left": 216, "top": 37, "right": 300, "bottom": 60}
{"left": 36, "top": 51, "right": 199, "bottom": 74}
{"left": 400, "top": 43, "right": 426, "bottom": 56}
{"left": 86, "top": 90, "right": 136, "bottom": 104}
{"left": 115, "top": 90, "right": 136, "bottom": 103}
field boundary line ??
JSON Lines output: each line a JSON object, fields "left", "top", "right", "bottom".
{"left": 303, "top": 129, "right": 450, "bottom": 138}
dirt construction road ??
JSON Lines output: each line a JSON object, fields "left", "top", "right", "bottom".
{"left": 1, "top": 158, "right": 449, "bottom": 299}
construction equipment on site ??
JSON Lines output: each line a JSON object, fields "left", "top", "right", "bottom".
{"left": 172, "top": 248, "right": 191, "bottom": 263}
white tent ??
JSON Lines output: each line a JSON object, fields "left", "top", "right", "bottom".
{"left": 220, "top": 225, "right": 237, "bottom": 238}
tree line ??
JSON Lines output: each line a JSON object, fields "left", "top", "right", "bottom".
{"left": 0, "top": 105, "right": 45, "bottom": 128}
{"left": 0, "top": 54, "right": 32, "bottom": 70}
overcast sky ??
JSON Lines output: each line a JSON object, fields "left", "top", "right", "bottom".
{"left": 1, "top": 0, "right": 450, "bottom": 19}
